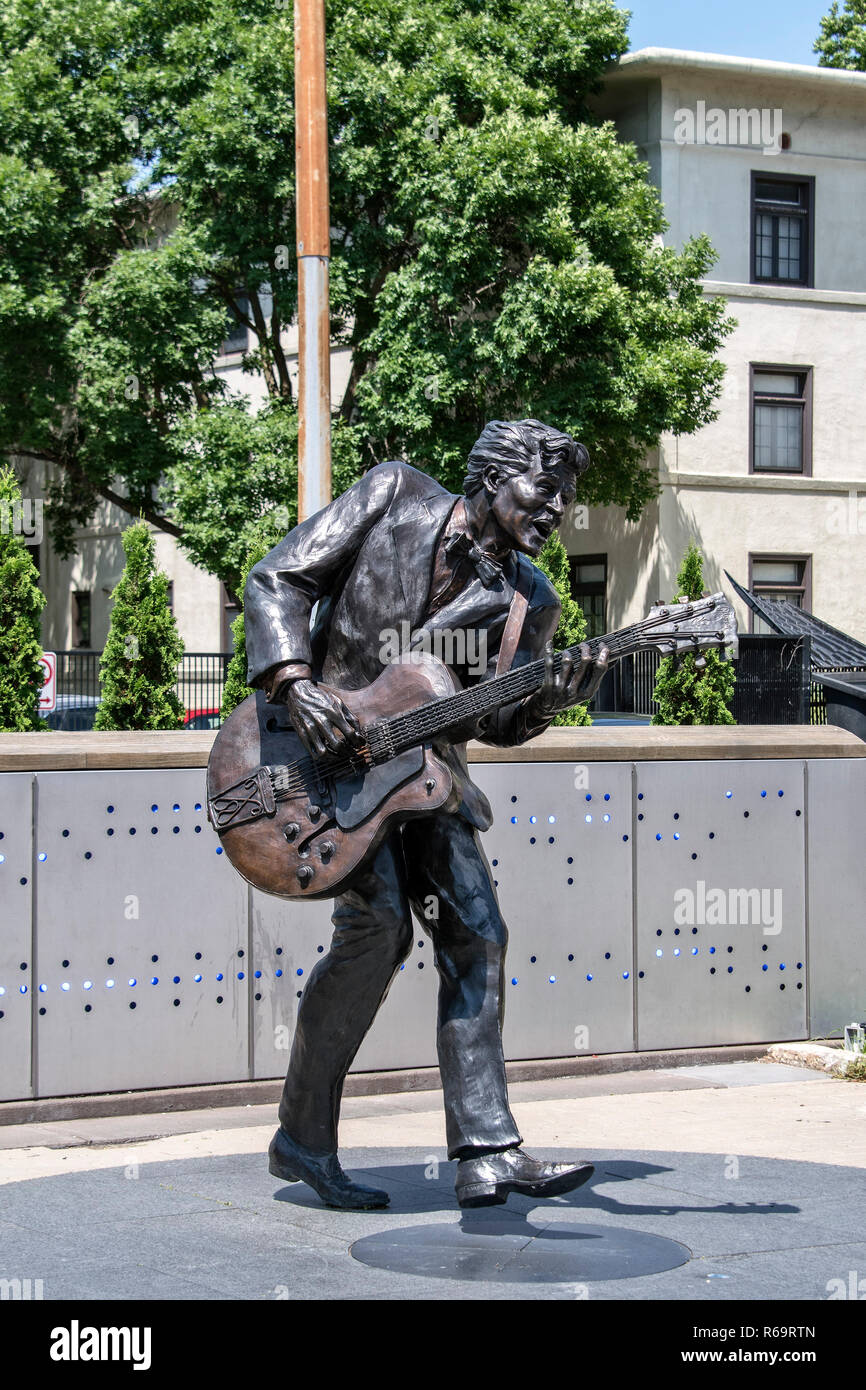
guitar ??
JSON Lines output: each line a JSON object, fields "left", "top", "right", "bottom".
{"left": 207, "top": 593, "right": 737, "bottom": 900}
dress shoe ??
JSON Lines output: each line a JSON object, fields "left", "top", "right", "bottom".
{"left": 268, "top": 1127, "right": 389, "bottom": 1210}
{"left": 455, "top": 1145, "right": 594, "bottom": 1208}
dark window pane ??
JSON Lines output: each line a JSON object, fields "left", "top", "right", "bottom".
{"left": 754, "top": 403, "right": 803, "bottom": 471}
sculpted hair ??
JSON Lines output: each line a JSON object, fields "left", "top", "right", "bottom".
{"left": 463, "top": 419, "right": 590, "bottom": 498}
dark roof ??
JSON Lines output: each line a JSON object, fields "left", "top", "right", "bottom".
{"left": 724, "top": 572, "right": 866, "bottom": 671}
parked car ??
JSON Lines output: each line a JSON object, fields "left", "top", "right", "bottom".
{"left": 184, "top": 707, "right": 222, "bottom": 730}
{"left": 43, "top": 694, "right": 102, "bottom": 731}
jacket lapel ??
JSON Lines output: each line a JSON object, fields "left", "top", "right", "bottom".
{"left": 390, "top": 492, "right": 457, "bottom": 626}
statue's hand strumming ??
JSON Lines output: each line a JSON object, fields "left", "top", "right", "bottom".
{"left": 524, "top": 641, "right": 610, "bottom": 720}
{"left": 283, "top": 679, "right": 364, "bottom": 758}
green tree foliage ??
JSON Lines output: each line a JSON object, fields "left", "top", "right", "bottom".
{"left": 0, "top": 467, "right": 47, "bottom": 731}
{"left": 0, "top": 0, "right": 733, "bottom": 594}
{"left": 535, "top": 533, "right": 591, "bottom": 727}
{"left": 95, "top": 522, "right": 185, "bottom": 729}
{"left": 815, "top": 0, "right": 866, "bottom": 66}
{"left": 651, "top": 542, "right": 735, "bottom": 726}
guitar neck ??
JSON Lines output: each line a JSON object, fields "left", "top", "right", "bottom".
{"left": 384, "top": 628, "right": 635, "bottom": 753}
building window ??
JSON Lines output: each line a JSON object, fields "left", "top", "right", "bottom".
{"left": 751, "top": 174, "right": 814, "bottom": 287}
{"left": 220, "top": 294, "right": 250, "bottom": 355}
{"left": 570, "top": 554, "right": 607, "bottom": 639}
{"left": 749, "top": 555, "right": 811, "bottom": 633}
{"left": 72, "top": 590, "right": 92, "bottom": 648}
{"left": 750, "top": 366, "right": 812, "bottom": 475}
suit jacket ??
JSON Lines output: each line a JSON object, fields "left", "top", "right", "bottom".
{"left": 244, "top": 461, "right": 561, "bottom": 830}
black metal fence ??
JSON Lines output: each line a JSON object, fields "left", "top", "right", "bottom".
{"left": 54, "top": 651, "right": 234, "bottom": 716}
{"left": 730, "top": 635, "right": 811, "bottom": 725}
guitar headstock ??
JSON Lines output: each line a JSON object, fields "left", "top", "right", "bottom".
{"left": 639, "top": 593, "right": 738, "bottom": 664}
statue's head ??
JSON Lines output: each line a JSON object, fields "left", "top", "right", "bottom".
{"left": 463, "top": 419, "right": 590, "bottom": 557}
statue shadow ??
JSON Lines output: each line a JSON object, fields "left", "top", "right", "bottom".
{"left": 273, "top": 1157, "right": 801, "bottom": 1221}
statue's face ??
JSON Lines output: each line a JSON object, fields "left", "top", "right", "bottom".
{"left": 487, "top": 455, "right": 576, "bottom": 556}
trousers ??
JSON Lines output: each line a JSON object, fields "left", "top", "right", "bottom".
{"left": 278, "top": 812, "right": 523, "bottom": 1160}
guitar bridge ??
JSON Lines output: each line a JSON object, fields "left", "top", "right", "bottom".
{"left": 208, "top": 766, "right": 276, "bottom": 831}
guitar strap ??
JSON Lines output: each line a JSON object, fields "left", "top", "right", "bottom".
{"left": 495, "top": 565, "right": 530, "bottom": 677}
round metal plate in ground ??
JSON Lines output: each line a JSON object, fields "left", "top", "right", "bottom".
{"left": 350, "top": 1218, "right": 691, "bottom": 1284}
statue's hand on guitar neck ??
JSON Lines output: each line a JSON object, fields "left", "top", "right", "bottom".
{"left": 282, "top": 679, "right": 364, "bottom": 758}
{"left": 524, "top": 641, "right": 610, "bottom": 720}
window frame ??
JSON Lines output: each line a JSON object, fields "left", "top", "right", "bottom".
{"left": 748, "top": 553, "right": 812, "bottom": 633}
{"left": 750, "top": 172, "right": 815, "bottom": 289}
{"left": 749, "top": 363, "right": 813, "bottom": 477}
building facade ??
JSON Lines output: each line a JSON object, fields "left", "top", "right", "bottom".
{"left": 568, "top": 48, "right": 866, "bottom": 643}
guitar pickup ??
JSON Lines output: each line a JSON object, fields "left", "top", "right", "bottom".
{"left": 208, "top": 766, "right": 277, "bottom": 831}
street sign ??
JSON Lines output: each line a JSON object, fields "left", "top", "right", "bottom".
{"left": 39, "top": 651, "right": 56, "bottom": 711}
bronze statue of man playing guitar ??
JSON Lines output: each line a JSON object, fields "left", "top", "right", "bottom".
{"left": 236, "top": 418, "right": 609, "bottom": 1209}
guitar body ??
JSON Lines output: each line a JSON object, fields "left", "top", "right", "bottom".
{"left": 207, "top": 654, "right": 459, "bottom": 900}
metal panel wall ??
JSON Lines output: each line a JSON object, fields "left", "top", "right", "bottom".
{"left": 1, "top": 751, "right": 860, "bottom": 1102}
{"left": 474, "top": 761, "right": 635, "bottom": 1060}
{"left": 0, "top": 774, "right": 34, "bottom": 1100}
{"left": 634, "top": 760, "right": 807, "bottom": 1050}
{"left": 34, "top": 770, "right": 249, "bottom": 1095}
{"left": 806, "top": 758, "right": 866, "bottom": 1037}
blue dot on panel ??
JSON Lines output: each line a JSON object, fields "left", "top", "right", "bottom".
{"left": 674, "top": 948, "right": 681, "bottom": 957}
{"left": 585, "top": 814, "right": 592, "bottom": 823}
{"left": 604, "top": 793, "right": 610, "bottom": 801}
{"left": 216, "top": 973, "right": 223, "bottom": 982}
{"left": 254, "top": 970, "right": 262, "bottom": 978}
{"left": 173, "top": 804, "right": 180, "bottom": 813}
{"left": 779, "top": 963, "right": 786, "bottom": 970}
{"left": 296, "top": 968, "right": 303, "bottom": 976}
{"left": 548, "top": 976, "right": 556, "bottom": 984}
{"left": 586, "top": 974, "right": 593, "bottom": 982}
{"left": 529, "top": 815, "right": 537, "bottom": 824}
{"left": 762, "top": 964, "right": 768, "bottom": 972}
{"left": 216, "top": 847, "right": 223, "bottom": 854}
{"left": 691, "top": 947, "right": 698, "bottom": 955}
{"left": 622, "top": 971, "right": 630, "bottom": 980}
{"left": 128, "top": 978, "right": 137, "bottom": 987}
{"left": 275, "top": 969, "right": 283, "bottom": 978}
{"left": 151, "top": 804, "right": 158, "bottom": 813}
{"left": 37, "top": 852, "right": 46, "bottom": 862}
{"left": 237, "top": 972, "right": 245, "bottom": 980}
{"left": 673, "top": 832, "right": 680, "bottom": 840}
{"left": 656, "top": 949, "right": 663, "bottom": 957}
{"left": 151, "top": 977, "right": 158, "bottom": 985}
{"left": 512, "top": 977, "right": 518, "bottom": 985}
{"left": 38, "top": 983, "right": 47, "bottom": 993}
{"left": 725, "top": 791, "right": 732, "bottom": 799}
{"left": 778, "top": 790, "right": 784, "bottom": 797}
{"left": 106, "top": 979, "right": 115, "bottom": 989}
{"left": 709, "top": 947, "right": 716, "bottom": 954}
{"left": 511, "top": 816, "right": 517, "bottom": 824}
{"left": 585, "top": 794, "right": 592, "bottom": 802}
{"left": 761, "top": 790, "right": 767, "bottom": 798}
{"left": 83, "top": 980, "right": 93, "bottom": 990}
{"left": 194, "top": 974, "right": 202, "bottom": 983}
{"left": 655, "top": 833, "right": 662, "bottom": 841}
{"left": 548, "top": 815, "right": 556, "bottom": 824}
{"left": 19, "top": 985, "right": 27, "bottom": 994}
{"left": 603, "top": 814, "right": 610, "bottom": 823}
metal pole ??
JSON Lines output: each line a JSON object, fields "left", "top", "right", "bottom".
{"left": 294, "top": 0, "right": 331, "bottom": 521}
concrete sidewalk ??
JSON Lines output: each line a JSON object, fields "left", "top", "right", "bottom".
{"left": 1, "top": 1060, "right": 864, "bottom": 1300}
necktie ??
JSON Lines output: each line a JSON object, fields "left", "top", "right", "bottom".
{"left": 444, "top": 529, "right": 506, "bottom": 588}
